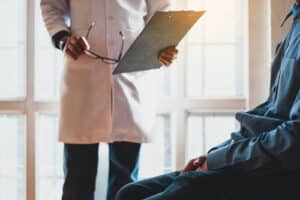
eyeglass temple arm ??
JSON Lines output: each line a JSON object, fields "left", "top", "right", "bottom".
{"left": 85, "top": 50, "right": 119, "bottom": 62}
{"left": 84, "top": 27, "right": 124, "bottom": 63}
{"left": 118, "top": 31, "right": 125, "bottom": 61}
{"left": 85, "top": 22, "right": 96, "bottom": 39}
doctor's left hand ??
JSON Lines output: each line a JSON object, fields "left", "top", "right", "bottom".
{"left": 158, "top": 46, "right": 178, "bottom": 67}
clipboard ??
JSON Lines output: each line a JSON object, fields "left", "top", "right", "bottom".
{"left": 112, "top": 10, "right": 206, "bottom": 74}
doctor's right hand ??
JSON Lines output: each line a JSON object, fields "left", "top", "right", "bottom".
{"left": 63, "top": 35, "right": 90, "bottom": 60}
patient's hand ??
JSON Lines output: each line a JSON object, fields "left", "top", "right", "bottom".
{"left": 181, "top": 155, "right": 207, "bottom": 174}
{"left": 158, "top": 46, "right": 178, "bottom": 67}
{"left": 195, "top": 160, "right": 208, "bottom": 172}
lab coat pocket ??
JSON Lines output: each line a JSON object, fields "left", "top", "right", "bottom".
{"left": 62, "top": 60, "right": 100, "bottom": 96}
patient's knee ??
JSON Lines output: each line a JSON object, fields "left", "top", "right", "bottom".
{"left": 115, "top": 183, "right": 137, "bottom": 200}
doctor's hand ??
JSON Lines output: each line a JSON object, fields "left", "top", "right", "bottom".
{"left": 64, "top": 35, "right": 90, "bottom": 60}
{"left": 158, "top": 46, "right": 178, "bottom": 67}
{"left": 181, "top": 155, "right": 207, "bottom": 174}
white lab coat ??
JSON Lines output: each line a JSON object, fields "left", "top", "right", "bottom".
{"left": 41, "top": 0, "right": 171, "bottom": 144}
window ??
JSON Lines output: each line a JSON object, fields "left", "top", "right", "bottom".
{"left": 0, "top": 0, "right": 26, "bottom": 100}
{"left": 36, "top": 114, "right": 62, "bottom": 200}
{"left": 170, "top": 0, "right": 248, "bottom": 168}
{"left": 0, "top": 115, "right": 25, "bottom": 200}
{"left": 139, "top": 114, "right": 172, "bottom": 178}
{"left": 186, "top": 0, "right": 246, "bottom": 98}
{"left": 0, "top": 0, "right": 26, "bottom": 199}
{"left": 35, "top": 5, "right": 64, "bottom": 101}
{"left": 0, "top": 0, "right": 255, "bottom": 199}
{"left": 187, "top": 114, "right": 239, "bottom": 160}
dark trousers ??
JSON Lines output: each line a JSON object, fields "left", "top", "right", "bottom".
{"left": 62, "top": 142, "right": 141, "bottom": 200}
{"left": 116, "top": 168, "right": 300, "bottom": 200}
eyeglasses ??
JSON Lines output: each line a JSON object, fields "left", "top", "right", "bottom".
{"left": 83, "top": 22, "right": 125, "bottom": 64}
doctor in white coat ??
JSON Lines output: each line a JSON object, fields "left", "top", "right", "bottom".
{"left": 40, "top": 0, "right": 178, "bottom": 200}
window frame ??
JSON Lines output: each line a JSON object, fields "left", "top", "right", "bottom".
{"left": 171, "top": 0, "right": 251, "bottom": 168}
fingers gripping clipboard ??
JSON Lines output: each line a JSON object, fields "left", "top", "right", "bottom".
{"left": 112, "top": 10, "right": 206, "bottom": 74}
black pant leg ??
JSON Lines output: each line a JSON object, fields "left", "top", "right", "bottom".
{"left": 144, "top": 169, "right": 300, "bottom": 200}
{"left": 62, "top": 143, "right": 99, "bottom": 200}
{"left": 117, "top": 168, "right": 241, "bottom": 200}
{"left": 116, "top": 172, "right": 180, "bottom": 200}
{"left": 238, "top": 170, "right": 300, "bottom": 200}
{"left": 107, "top": 142, "right": 141, "bottom": 200}
{"left": 144, "top": 169, "right": 240, "bottom": 200}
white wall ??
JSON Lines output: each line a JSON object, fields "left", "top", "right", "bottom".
{"left": 271, "top": 0, "right": 294, "bottom": 54}
{"left": 248, "top": 0, "right": 271, "bottom": 108}
{"left": 248, "top": 0, "right": 294, "bottom": 109}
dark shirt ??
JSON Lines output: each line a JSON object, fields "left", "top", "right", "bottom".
{"left": 207, "top": 3, "right": 300, "bottom": 172}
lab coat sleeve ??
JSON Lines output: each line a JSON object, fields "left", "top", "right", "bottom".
{"left": 207, "top": 89, "right": 300, "bottom": 172}
{"left": 40, "top": 0, "right": 70, "bottom": 37}
{"left": 145, "top": 0, "right": 172, "bottom": 23}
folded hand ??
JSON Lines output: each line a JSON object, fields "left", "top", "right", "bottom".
{"left": 181, "top": 155, "right": 207, "bottom": 174}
